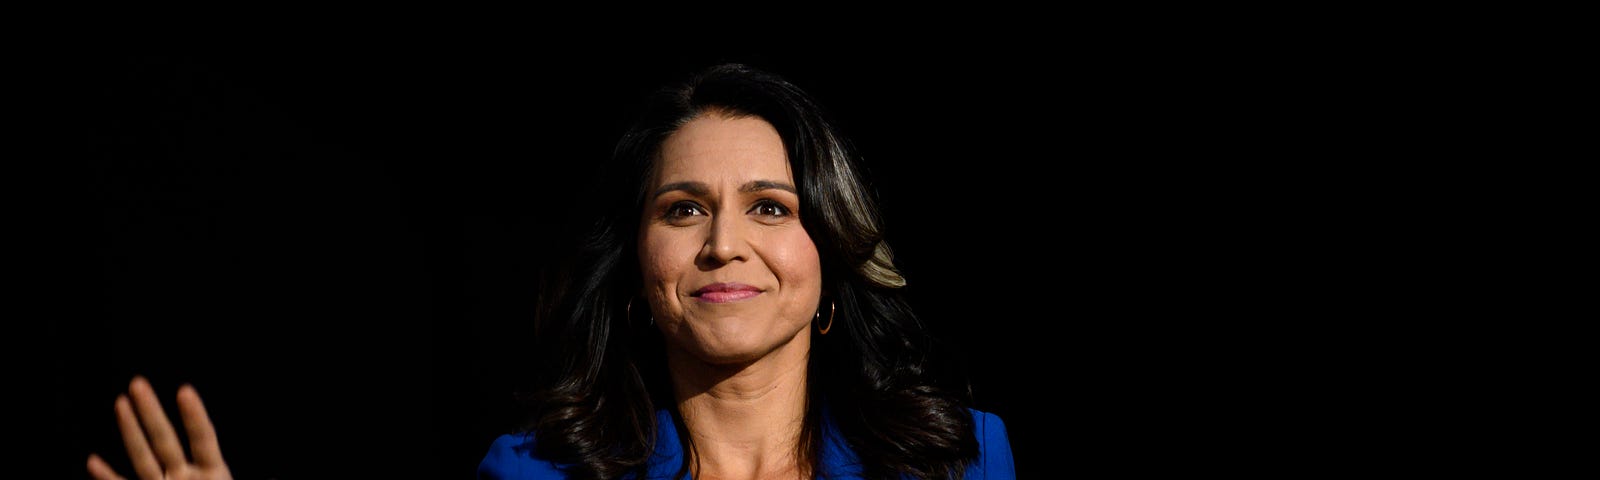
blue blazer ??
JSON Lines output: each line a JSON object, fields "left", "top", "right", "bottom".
{"left": 478, "top": 408, "right": 1015, "bottom": 479}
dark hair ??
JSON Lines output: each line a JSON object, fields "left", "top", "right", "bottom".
{"left": 522, "top": 63, "right": 977, "bottom": 480}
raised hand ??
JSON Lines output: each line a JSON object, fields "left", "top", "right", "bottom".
{"left": 87, "top": 376, "right": 234, "bottom": 480}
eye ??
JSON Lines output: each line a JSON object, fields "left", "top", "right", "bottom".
{"left": 750, "top": 199, "right": 792, "bottom": 217}
{"left": 665, "top": 201, "right": 706, "bottom": 219}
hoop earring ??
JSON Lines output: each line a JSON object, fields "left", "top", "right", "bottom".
{"left": 816, "top": 301, "right": 835, "bottom": 335}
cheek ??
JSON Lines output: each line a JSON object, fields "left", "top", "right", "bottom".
{"left": 769, "top": 231, "right": 823, "bottom": 286}
{"left": 638, "top": 235, "right": 670, "bottom": 283}
{"left": 639, "top": 231, "right": 696, "bottom": 292}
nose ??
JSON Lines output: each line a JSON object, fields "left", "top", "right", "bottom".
{"left": 698, "top": 211, "right": 750, "bottom": 268}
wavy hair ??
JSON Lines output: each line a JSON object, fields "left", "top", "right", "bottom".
{"left": 522, "top": 63, "right": 977, "bottom": 480}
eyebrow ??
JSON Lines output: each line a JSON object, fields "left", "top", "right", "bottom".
{"left": 652, "top": 180, "right": 796, "bottom": 199}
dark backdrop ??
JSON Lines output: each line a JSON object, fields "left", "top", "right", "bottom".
{"left": 50, "top": 34, "right": 1324, "bottom": 478}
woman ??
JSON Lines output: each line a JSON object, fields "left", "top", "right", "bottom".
{"left": 478, "top": 63, "right": 1014, "bottom": 479}
{"left": 83, "top": 62, "right": 1015, "bottom": 480}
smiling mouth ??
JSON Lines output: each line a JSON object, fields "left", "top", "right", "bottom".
{"left": 693, "top": 283, "right": 762, "bottom": 303}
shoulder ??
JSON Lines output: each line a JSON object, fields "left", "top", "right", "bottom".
{"left": 967, "top": 409, "right": 1018, "bottom": 479}
{"left": 969, "top": 409, "right": 1010, "bottom": 445}
{"left": 477, "top": 433, "right": 566, "bottom": 480}
{"left": 479, "top": 411, "right": 682, "bottom": 480}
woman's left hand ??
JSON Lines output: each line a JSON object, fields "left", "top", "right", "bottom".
{"left": 86, "top": 376, "right": 234, "bottom": 480}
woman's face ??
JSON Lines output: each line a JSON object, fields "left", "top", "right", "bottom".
{"left": 638, "top": 114, "right": 823, "bottom": 365}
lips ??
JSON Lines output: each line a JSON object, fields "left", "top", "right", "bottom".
{"left": 692, "top": 282, "right": 762, "bottom": 303}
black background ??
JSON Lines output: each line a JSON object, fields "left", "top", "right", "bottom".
{"left": 46, "top": 30, "right": 1351, "bottom": 479}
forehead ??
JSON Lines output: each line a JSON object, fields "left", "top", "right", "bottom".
{"left": 655, "top": 114, "right": 791, "bottom": 183}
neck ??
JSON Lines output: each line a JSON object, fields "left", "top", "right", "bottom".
{"left": 667, "top": 330, "right": 811, "bottom": 479}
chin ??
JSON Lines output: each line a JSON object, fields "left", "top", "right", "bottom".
{"left": 696, "top": 352, "right": 764, "bottom": 367}
{"left": 690, "top": 341, "right": 770, "bottom": 366}
{"left": 670, "top": 319, "right": 806, "bottom": 366}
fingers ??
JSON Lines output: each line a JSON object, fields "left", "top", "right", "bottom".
{"left": 114, "top": 395, "right": 164, "bottom": 480}
{"left": 177, "top": 384, "right": 226, "bottom": 468}
{"left": 86, "top": 453, "right": 128, "bottom": 480}
{"left": 127, "top": 376, "right": 189, "bottom": 472}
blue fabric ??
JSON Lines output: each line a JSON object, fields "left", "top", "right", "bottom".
{"left": 478, "top": 408, "right": 1016, "bottom": 479}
